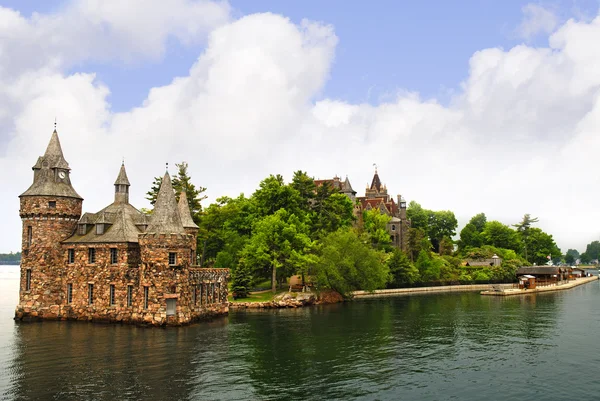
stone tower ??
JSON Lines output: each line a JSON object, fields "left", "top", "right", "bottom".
{"left": 139, "top": 172, "right": 196, "bottom": 270}
{"left": 18, "top": 129, "right": 83, "bottom": 316}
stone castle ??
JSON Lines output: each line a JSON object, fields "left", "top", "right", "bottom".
{"left": 315, "top": 169, "right": 410, "bottom": 251}
{"left": 15, "top": 129, "right": 229, "bottom": 326}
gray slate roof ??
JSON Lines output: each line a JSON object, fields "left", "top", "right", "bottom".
{"left": 64, "top": 202, "right": 146, "bottom": 244}
{"left": 370, "top": 171, "right": 382, "bottom": 192}
{"left": 145, "top": 172, "right": 186, "bottom": 234}
{"left": 20, "top": 130, "right": 83, "bottom": 199}
{"left": 114, "top": 163, "right": 131, "bottom": 186}
{"left": 516, "top": 266, "right": 564, "bottom": 275}
{"left": 178, "top": 191, "right": 199, "bottom": 229}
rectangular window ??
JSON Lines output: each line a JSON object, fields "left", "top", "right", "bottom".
{"left": 27, "top": 226, "right": 32, "bottom": 247}
{"left": 88, "top": 248, "right": 96, "bottom": 264}
{"left": 88, "top": 284, "right": 94, "bottom": 305}
{"left": 96, "top": 224, "right": 104, "bottom": 235}
{"left": 78, "top": 224, "right": 86, "bottom": 235}
{"left": 110, "top": 248, "right": 118, "bottom": 264}
{"left": 211, "top": 283, "right": 215, "bottom": 304}
{"left": 67, "top": 249, "right": 75, "bottom": 264}
{"left": 109, "top": 284, "right": 115, "bottom": 306}
{"left": 166, "top": 299, "right": 176, "bottom": 316}
{"left": 169, "top": 252, "right": 177, "bottom": 266}
{"left": 215, "top": 282, "right": 220, "bottom": 303}
{"left": 190, "top": 249, "right": 194, "bottom": 264}
{"left": 127, "top": 285, "right": 133, "bottom": 307}
{"left": 67, "top": 283, "right": 73, "bottom": 304}
{"left": 48, "top": 201, "right": 56, "bottom": 208}
{"left": 193, "top": 285, "right": 197, "bottom": 305}
{"left": 144, "top": 286, "right": 149, "bottom": 309}
{"left": 200, "top": 284, "right": 204, "bottom": 305}
{"left": 25, "top": 269, "right": 31, "bottom": 291}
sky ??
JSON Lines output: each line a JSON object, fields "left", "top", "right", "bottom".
{"left": 1, "top": 0, "right": 600, "bottom": 253}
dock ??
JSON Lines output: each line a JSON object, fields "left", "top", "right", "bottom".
{"left": 480, "top": 275, "right": 598, "bottom": 296}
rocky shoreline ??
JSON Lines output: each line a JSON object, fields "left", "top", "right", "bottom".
{"left": 229, "top": 290, "right": 344, "bottom": 309}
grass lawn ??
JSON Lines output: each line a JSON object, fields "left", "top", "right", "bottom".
{"left": 228, "top": 289, "right": 288, "bottom": 303}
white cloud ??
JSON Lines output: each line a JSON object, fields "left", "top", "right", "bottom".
{"left": 2, "top": 4, "right": 600, "bottom": 255}
{"left": 517, "top": 3, "right": 559, "bottom": 40}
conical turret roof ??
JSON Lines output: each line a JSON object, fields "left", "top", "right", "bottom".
{"left": 20, "top": 129, "right": 82, "bottom": 199}
{"left": 114, "top": 163, "right": 131, "bottom": 186}
{"left": 178, "top": 191, "right": 199, "bottom": 229}
{"left": 145, "top": 172, "right": 185, "bottom": 234}
{"left": 370, "top": 170, "right": 382, "bottom": 192}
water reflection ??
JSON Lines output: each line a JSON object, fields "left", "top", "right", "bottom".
{"left": 3, "top": 266, "right": 600, "bottom": 401}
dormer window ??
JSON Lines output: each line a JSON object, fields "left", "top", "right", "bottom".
{"left": 48, "top": 201, "right": 56, "bottom": 208}
{"left": 391, "top": 225, "right": 396, "bottom": 231}
{"left": 78, "top": 224, "right": 86, "bottom": 235}
{"left": 96, "top": 224, "right": 104, "bottom": 235}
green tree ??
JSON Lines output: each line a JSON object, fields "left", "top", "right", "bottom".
{"left": 362, "top": 209, "right": 392, "bottom": 250}
{"left": 415, "top": 250, "right": 440, "bottom": 282}
{"left": 387, "top": 249, "right": 420, "bottom": 287}
{"left": 427, "top": 210, "right": 458, "bottom": 253}
{"left": 481, "top": 221, "right": 520, "bottom": 251}
{"left": 313, "top": 229, "right": 388, "bottom": 298}
{"left": 513, "top": 214, "right": 539, "bottom": 262}
{"left": 583, "top": 241, "right": 600, "bottom": 262}
{"left": 145, "top": 176, "right": 163, "bottom": 206}
{"left": 407, "top": 227, "right": 431, "bottom": 261}
{"left": 458, "top": 223, "right": 483, "bottom": 251}
{"left": 565, "top": 248, "right": 580, "bottom": 265}
{"left": 311, "top": 193, "right": 354, "bottom": 237}
{"left": 290, "top": 170, "right": 315, "bottom": 213}
{"left": 438, "top": 237, "right": 454, "bottom": 256}
{"left": 525, "top": 227, "right": 561, "bottom": 266}
{"left": 240, "top": 209, "right": 313, "bottom": 293}
{"left": 253, "top": 174, "right": 302, "bottom": 218}
{"left": 230, "top": 262, "right": 253, "bottom": 299}
{"left": 406, "top": 201, "right": 428, "bottom": 230}
{"left": 171, "top": 162, "right": 207, "bottom": 219}
{"left": 469, "top": 213, "right": 487, "bottom": 232}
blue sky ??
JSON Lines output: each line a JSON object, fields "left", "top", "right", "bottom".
{"left": 6, "top": 0, "right": 597, "bottom": 112}
{"left": 2, "top": 0, "right": 600, "bottom": 252}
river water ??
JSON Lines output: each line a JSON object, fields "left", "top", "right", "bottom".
{"left": 1, "top": 265, "right": 600, "bottom": 400}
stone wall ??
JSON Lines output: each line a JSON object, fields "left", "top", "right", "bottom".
{"left": 18, "top": 195, "right": 81, "bottom": 316}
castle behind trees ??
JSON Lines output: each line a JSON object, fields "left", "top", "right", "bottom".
{"left": 315, "top": 169, "right": 410, "bottom": 251}
{"left": 15, "top": 129, "right": 229, "bottom": 326}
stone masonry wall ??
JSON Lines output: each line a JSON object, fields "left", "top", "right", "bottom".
{"left": 18, "top": 195, "right": 81, "bottom": 316}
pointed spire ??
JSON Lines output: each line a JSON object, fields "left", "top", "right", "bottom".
{"left": 146, "top": 172, "right": 185, "bottom": 234}
{"left": 370, "top": 169, "right": 382, "bottom": 192}
{"left": 114, "top": 162, "right": 131, "bottom": 186}
{"left": 178, "top": 191, "right": 199, "bottom": 229}
{"left": 44, "top": 129, "right": 65, "bottom": 160}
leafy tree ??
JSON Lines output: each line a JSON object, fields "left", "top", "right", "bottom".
{"left": 145, "top": 176, "right": 163, "bottom": 206}
{"left": 525, "top": 227, "right": 561, "bottom": 266}
{"left": 253, "top": 174, "right": 302, "bottom": 218}
{"left": 313, "top": 229, "right": 388, "bottom": 298}
{"left": 565, "top": 249, "right": 580, "bottom": 265}
{"left": 290, "top": 170, "right": 315, "bottom": 213}
{"left": 458, "top": 223, "right": 483, "bottom": 251}
{"left": 481, "top": 221, "right": 520, "bottom": 251}
{"left": 387, "top": 249, "right": 420, "bottom": 287}
{"left": 415, "top": 250, "right": 440, "bottom": 282}
{"left": 231, "top": 262, "right": 253, "bottom": 299}
{"left": 513, "top": 214, "right": 539, "bottom": 261}
{"left": 171, "top": 162, "right": 207, "bottom": 219}
{"left": 362, "top": 209, "right": 392, "bottom": 250}
{"left": 145, "top": 162, "right": 207, "bottom": 222}
{"left": 428, "top": 210, "right": 458, "bottom": 253}
{"left": 469, "top": 213, "right": 487, "bottom": 233}
{"left": 240, "top": 209, "right": 313, "bottom": 293}
{"left": 582, "top": 241, "right": 600, "bottom": 263}
{"left": 406, "top": 201, "right": 428, "bottom": 230}
{"left": 407, "top": 227, "right": 431, "bottom": 261}
{"left": 438, "top": 237, "right": 454, "bottom": 256}
{"left": 311, "top": 193, "right": 354, "bottom": 237}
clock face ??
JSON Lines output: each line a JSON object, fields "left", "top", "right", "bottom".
{"left": 58, "top": 171, "right": 66, "bottom": 179}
